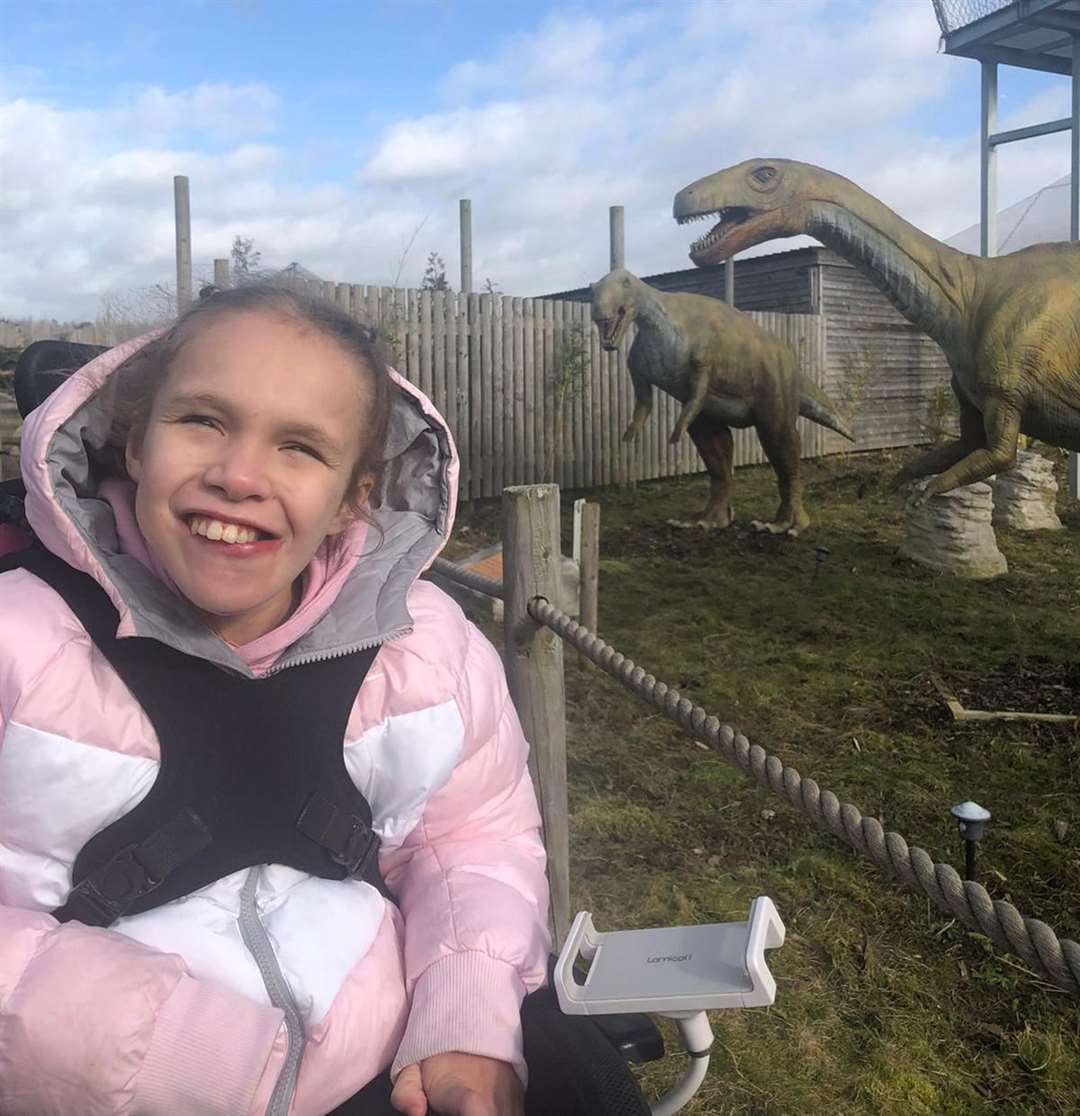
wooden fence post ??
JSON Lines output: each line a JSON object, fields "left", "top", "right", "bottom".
{"left": 502, "top": 484, "right": 570, "bottom": 949}
{"left": 174, "top": 175, "right": 192, "bottom": 315}
{"left": 579, "top": 502, "right": 600, "bottom": 636}
{"left": 459, "top": 199, "right": 473, "bottom": 295}
{"left": 609, "top": 205, "right": 625, "bottom": 271}
{"left": 213, "top": 258, "right": 230, "bottom": 289}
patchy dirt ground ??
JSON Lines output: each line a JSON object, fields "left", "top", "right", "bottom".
{"left": 449, "top": 446, "right": 1080, "bottom": 1116}
{"left": 946, "top": 657, "right": 1080, "bottom": 716}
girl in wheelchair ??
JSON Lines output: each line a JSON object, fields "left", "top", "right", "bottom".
{"left": 0, "top": 286, "right": 651, "bottom": 1115}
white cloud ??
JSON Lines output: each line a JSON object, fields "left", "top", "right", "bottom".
{"left": 362, "top": 100, "right": 599, "bottom": 182}
{"left": 1, "top": 1, "right": 1074, "bottom": 322}
{"left": 114, "top": 82, "right": 280, "bottom": 141}
{"left": 439, "top": 10, "right": 652, "bottom": 100}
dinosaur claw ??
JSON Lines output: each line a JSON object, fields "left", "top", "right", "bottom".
{"left": 751, "top": 518, "right": 804, "bottom": 536}
{"left": 905, "top": 478, "right": 939, "bottom": 508}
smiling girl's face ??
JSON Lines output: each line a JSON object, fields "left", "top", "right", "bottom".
{"left": 126, "top": 309, "right": 373, "bottom": 645}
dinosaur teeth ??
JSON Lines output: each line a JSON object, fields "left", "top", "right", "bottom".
{"left": 677, "top": 210, "right": 722, "bottom": 226}
{"left": 689, "top": 207, "right": 753, "bottom": 254}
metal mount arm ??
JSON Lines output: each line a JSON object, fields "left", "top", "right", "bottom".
{"left": 553, "top": 897, "right": 785, "bottom": 1115}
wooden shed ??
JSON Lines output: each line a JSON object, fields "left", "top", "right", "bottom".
{"left": 550, "top": 246, "right": 952, "bottom": 456}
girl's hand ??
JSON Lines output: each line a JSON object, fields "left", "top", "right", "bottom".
{"left": 391, "top": 1052, "right": 524, "bottom": 1116}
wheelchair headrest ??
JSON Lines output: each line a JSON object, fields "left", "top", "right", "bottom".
{"left": 14, "top": 340, "right": 107, "bottom": 419}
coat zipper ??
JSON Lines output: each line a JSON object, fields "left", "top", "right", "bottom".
{"left": 261, "top": 625, "right": 413, "bottom": 678}
{"left": 238, "top": 867, "right": 306, "bottom": 1116}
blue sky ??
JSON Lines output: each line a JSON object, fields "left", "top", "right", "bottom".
{"left": 1, "top": 0, "right": 1074, "bottom": 319}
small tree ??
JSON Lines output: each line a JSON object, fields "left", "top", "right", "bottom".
{"left": 921, "top": 383, "right": 960, "bottom": 445}
{"left": 231, "top": 236, "right": 263, "bottom": 284}
{"left": 97, "top": 283, "right": 177, "bottom": 339}
{"left": 482, "top": 277, "right": 502, "bottom": 295}
{"left": 421, "top": 251, "right": 448, "bottom": 291}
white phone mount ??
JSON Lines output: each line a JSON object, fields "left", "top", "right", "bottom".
{"left": 553, "top": 896, "right": 785, "bottom": 1116}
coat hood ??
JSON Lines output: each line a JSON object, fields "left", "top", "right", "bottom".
{"left": 19, "top": 333, "right": 458, "bottom": 676}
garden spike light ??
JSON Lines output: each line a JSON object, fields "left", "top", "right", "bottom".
{"left": 951, "top": 800, "right": 991, "bottom": 881}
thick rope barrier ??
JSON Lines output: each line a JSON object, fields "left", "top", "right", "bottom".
{"left": 526, "top": 595, "right": 1080, "bottom": 997}
{"left": 431, "top": 557, "right": 504, "bottom": 600}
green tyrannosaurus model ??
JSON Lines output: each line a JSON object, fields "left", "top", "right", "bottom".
{"left": 673, "top": 158, "right": 1080, "bottom": 502}
{"left": 591, "top": 268, "right": 853, "bottom": 533}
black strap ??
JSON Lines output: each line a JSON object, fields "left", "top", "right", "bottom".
{"left": 0, "top": 542, "right": 119, "bottom": 648}
{"left": 297, "top": 791, "right": 381, "bottom": 881}
{"left": 2, "top": 544, "right": 392, "bottom": 924}
{"left": 53, "top": 808, "right": 214, "bottom": 925}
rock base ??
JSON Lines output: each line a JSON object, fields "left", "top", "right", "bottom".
{"left": 900, "top": 481, "right": 1007, "bottom": 579}
{"left": 991, "top": 450, "right": 1063, "bottom": 531}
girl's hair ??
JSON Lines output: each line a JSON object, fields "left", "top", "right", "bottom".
{"left": 107, "top": 283, "right": 394, "bottom": 527}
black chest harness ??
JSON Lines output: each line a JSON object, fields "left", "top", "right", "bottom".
{"left": 0, "top": 544, "right": 388, "bottom": 928}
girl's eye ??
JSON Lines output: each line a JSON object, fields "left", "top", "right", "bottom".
{"left": 284, "top": 443, "right": 324, "bottom": 461}
{"left": 180, "top": 414, "right": 221, "bottom": 430}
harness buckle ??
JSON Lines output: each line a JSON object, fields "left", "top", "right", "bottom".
{"left": 297, "top": 791, "right": 382, "bottom": 880}
{"left": 54, "top": 809, "right": 213, "bottom": 928}
{"left": 64, "top": 845, "right": 160, "bottom": 926}
{"left": 335, "top": 819, "right": 381, "bottom": 879}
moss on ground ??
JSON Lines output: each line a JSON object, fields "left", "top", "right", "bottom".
{"left": 447, "top": 447, "right": 1080, "bottom": 1115}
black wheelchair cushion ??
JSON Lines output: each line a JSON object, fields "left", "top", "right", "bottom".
{"left": 592, "top": 1010, "right": 666, "bottom": 1064}
{"left": 14, "top": 340, "right": 104, "bottom": 419}
{"left": 521, "top": 987, "right": 652, "bottom": 1116}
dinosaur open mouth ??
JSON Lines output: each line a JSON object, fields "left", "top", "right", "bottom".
{"left": 594, "top": 307, "right": 626, "bottom": 350}
{"left": 677, "top": 207, "right": 753, "bottom": 258}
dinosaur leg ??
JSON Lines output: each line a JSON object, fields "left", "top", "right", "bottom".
{"left": 911, "top": 394, "right": 1022, "bottom": 504}
{"left": 753, "top": 421, "right": 810, "bottom": 535}
{"left": 687, "top": 417, "right": 735, "bottom": 526}
{"left": 671, "top": 364, "right": 711, "bottom": 444}
{"left": 624, "top": 368, "right": 654, "bottom": 443}
{"left": 894, "top": 394, "right": 985, "bottom": 487}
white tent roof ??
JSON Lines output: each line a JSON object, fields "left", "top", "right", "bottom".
{"left": 271, "top": 262, "right": 325, "bottom": 283}
{"left": 946, "top": 174, "right": 1074, "bottom": 254}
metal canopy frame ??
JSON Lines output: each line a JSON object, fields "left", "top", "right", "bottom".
{"left": 937, "top": 0, "right": 1079, "bottom": 494}
{"left": 937, "top": 0, "right": 1079, "bottom": 250}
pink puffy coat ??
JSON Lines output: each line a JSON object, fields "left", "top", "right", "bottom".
{"left": 0, "top": 338, "right": 550, "bottom": 1115}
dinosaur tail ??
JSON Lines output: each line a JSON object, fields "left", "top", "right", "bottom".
{"left": 798, "top": 376, "right": 856, "bottom": 442}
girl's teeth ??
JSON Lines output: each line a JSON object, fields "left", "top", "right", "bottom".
{"left": 188, "top": 516, "right": 260, "bottom": 544}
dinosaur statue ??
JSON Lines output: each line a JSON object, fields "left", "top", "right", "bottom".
{"left": 673, "top": 158, "right": 1080, "bottom": 502}
{"left": 591, "top": 268, "right": 853, "bottom": 534}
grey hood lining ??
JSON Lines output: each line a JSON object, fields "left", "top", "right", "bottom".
{"left": 44, "top": 371, "right": 454, "bottom": 677}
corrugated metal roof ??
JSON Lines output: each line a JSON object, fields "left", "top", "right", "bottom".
{"left": 542, "top": 245, "right": 848, "bottom": 302}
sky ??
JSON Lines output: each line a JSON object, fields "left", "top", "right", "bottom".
{"left": 1, "top": 0, "right": 1076, "bottom": 321}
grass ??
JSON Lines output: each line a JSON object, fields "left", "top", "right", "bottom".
{"left": 446, "top": 446, "right": 1080, "bottom": 1115}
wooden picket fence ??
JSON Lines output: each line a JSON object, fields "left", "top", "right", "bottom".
{"left": 1, "top": 285, "right": 829, "bottom": 502}
{"left": 286, "top": 279, "right": 829, "bottom": 502}
{"left": 0, "top": 319, "right": 138, "bottom": 349}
